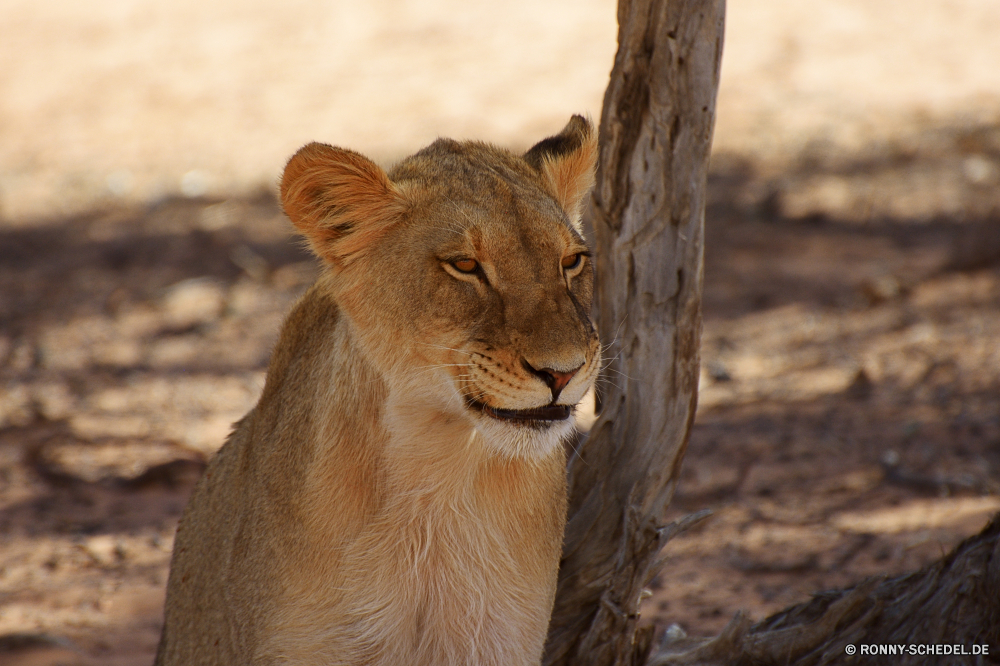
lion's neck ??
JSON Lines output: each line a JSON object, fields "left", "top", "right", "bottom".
{"left": 281, "top": 297, "right": 492, "bottom": 509}
{"left": 378, "top": 383, "right": 488, "bottom": 499}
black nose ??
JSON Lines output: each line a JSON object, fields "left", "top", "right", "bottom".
{"left": 522, "top": 360, "right": 582, "bottom": 403}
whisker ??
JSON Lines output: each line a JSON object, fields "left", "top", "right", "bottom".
{"left": 598, "top": 315, "right": 629, "bottom": 351}
{"left": 594, "top": 376, "right": 624, "bottom": 393}
{"left": 611, "top": 315, "right": 628, "bottom": 343}
{"left": 426, "top": 225, "right": 467, "bottom": 238}
{"left": 444, "top": 198, "right": 479, "bottom": 227}
{"left": 416, "top": 342, "right": 476, "bottom": 357}
{"left": 602, "top": 367, "right": 635, "bottom": 382}
{"left": 564, "top": 433, "right": 589, "bottom": 469}
{"left": 600, "top": 351, "right": 624, "bottom": 367}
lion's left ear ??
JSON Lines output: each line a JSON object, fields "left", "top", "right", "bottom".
{"left": 523, "top": 115, "right": 598, "bottom": 232}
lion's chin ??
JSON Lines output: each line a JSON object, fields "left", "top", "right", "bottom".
{"left": 469, "top": 406, "right": 577, "bottom": 460}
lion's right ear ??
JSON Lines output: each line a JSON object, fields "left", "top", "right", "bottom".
{"left": 523, "top": 115, "right": 597, "bottom": 233}
{"left": 280, "top": 143, "right": 407, "bottom": 266}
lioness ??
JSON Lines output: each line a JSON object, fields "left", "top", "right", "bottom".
{"left": 156, "top": 116, "right": 600, "bottom": 666}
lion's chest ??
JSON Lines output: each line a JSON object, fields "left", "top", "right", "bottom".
{"left": 266, "top": 479, "right": 562, "bottom": 666}
{"left": 354, "top": 511, "right": 544, "bottom": 663}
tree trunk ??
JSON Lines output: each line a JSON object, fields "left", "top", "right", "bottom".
{"left": 543, "top": 2, "right": 1000, "bottom": 664}
{"left": 544, "top": 2, "right": 1000, "bottom": 664}
{"left": 543, "top": 1, "right": 725, "bottom": 665}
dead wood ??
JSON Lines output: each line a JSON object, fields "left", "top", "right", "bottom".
{"left": 651, "top": 512, "right": 1000, "bottom": 665}
{"left": 542, "top": 0, "right": 725, "bottom": 664}
{"left": 544, "top": 1, "right": 1000, "bottom": 665}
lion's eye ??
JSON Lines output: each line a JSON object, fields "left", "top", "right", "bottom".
{"left": 561, "top": 253, "right": 583, "bottom": 270}
{"left": 452, "top": 258, "right": 479, "bottom": 273}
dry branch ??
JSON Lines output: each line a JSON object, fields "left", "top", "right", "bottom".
{"left": 651, "top": 513, "right": 1000, "bottom": 665}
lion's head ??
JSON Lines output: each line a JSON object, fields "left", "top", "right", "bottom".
{"left": 280, "top": 116, "right": 600, "bottom": 459}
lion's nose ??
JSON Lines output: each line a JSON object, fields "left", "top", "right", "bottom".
{"left": 522, "top": 360, "right": 582, "bottom": 403}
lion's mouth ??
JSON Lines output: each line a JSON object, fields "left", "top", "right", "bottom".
{"left": 466, "top": 399, "right": 572, "bottom": 423}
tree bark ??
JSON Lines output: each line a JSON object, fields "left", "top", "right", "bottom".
{"left": 543, "top": 1, "right": 725, "bottom": 665}
{"left": 545, "top": 2, "right": 1000, "bottom": 664}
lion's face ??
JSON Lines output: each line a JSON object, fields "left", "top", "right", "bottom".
{"left": 281, "top": 117, "right": 600, "bottom": 458}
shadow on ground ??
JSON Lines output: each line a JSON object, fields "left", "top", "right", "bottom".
{"left": 1, "top": 124, "right": 999, "bottom": 662}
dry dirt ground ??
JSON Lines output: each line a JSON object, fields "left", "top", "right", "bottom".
{"left": 2, "top": 1, "right": 1000, "bottom": 664}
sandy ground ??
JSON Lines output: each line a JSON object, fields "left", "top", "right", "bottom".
{"left": 4, "top": 0, "right": 1000, "bottom": 221}
{"left": 1, "top": 1, "right": 1000, "bottom": 663}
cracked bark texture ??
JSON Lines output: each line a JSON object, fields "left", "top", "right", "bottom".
{"left": 542, "top": 1, "right": 725, "bottom": 665}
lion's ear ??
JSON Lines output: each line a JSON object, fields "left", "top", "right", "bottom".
{"left": 280, "top": 143, "right": 407, "bottom": 265}
{"left": 523, "top": 115, "right": 597, "bottom": 232}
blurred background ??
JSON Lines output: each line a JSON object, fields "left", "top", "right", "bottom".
{"left": 1, "top": 0, "right": 999, "bottom": 663}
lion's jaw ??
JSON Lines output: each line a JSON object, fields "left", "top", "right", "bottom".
{"left": 378, "top": 358, "right": 588, "bottom": 463}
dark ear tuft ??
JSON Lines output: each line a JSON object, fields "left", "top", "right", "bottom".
{"left": 523, "top": 116, "right": 597, "bottom": 231}
{"left": 524, "top": 115, "right": 592, "bottom": 171}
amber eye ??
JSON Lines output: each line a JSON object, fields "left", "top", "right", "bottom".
{"left": 452, "top": 258, "right": 479, "bottom": 273}
{"left": 561, "top": 253, "right": 583, "bottom": 270}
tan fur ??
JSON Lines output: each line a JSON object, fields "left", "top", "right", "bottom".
{"left": 156, "top": 116, "right": 600, "bottom": 666}
{"left": 536, "top": 119, "right": 597, "bottom": 231}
